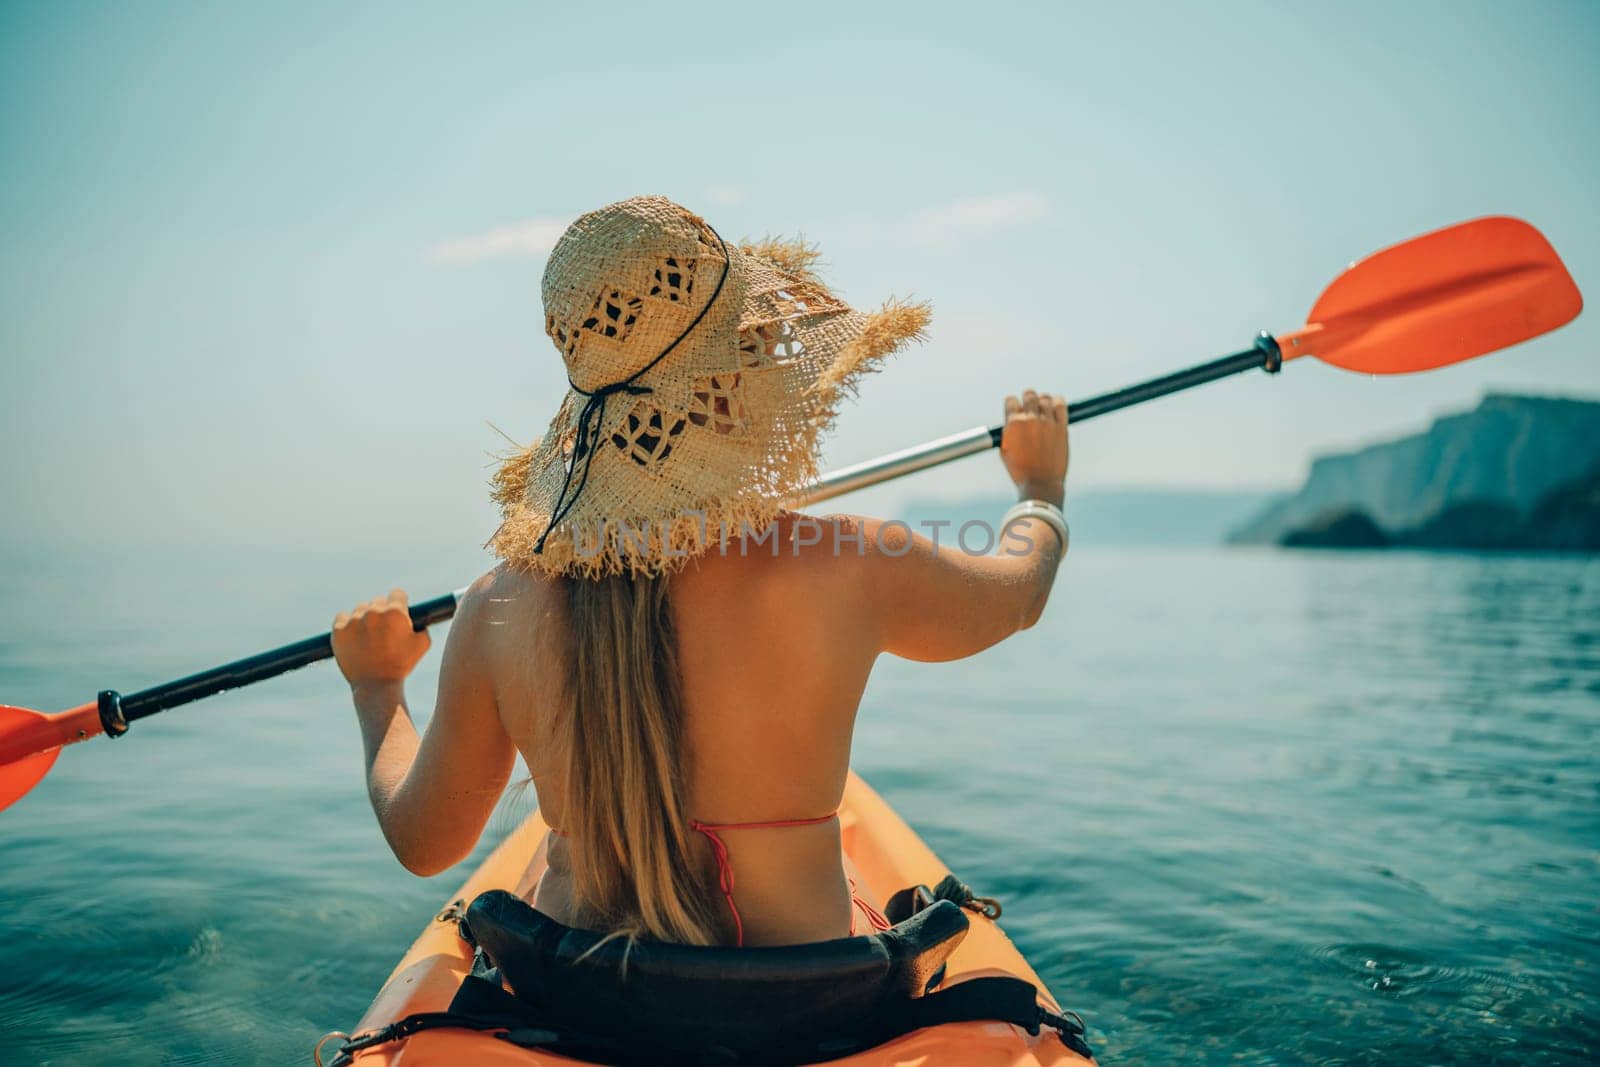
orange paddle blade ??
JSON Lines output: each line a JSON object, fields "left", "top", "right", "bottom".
{"left": 0, "top": 703, "right": 103, "bottom": 812}
{"left": 0, "top": 747, "right": 58, "bottom": 813}
{"left": 1278, "top": 216, "right": 1582, "bottom": 374}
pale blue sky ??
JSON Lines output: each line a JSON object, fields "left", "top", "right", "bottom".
{"left": 3, "top": 0, "right": 1596, "bottom": 554}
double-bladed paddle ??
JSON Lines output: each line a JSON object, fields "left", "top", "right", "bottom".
{"left": 0, "top": 215, "right": 1582, "bottom": 813}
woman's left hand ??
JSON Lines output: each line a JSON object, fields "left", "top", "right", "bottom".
{"left": 332, "top": 589, "right": 432, "bottom": 691}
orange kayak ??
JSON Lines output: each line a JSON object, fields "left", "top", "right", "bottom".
{"left": 333, "top": 772, "right": 1094, "bottom": 1066}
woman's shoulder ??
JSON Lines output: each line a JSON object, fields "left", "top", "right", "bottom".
{"left": 454, "top": 563, "right": 564, "bottom": 640}
{"left": 462, "top": 560, "right": 553, "bottom": 599}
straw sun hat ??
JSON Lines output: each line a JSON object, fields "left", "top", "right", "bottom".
{"left": 490, "top": 195, "right": 930, "bottom": 579}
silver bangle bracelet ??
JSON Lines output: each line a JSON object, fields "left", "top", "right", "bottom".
{"left": 1001, "top": 498, "right": 1069, "bottom": 553}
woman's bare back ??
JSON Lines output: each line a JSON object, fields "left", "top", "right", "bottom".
{"left": 480, "top": 514, "right": 880, "bottom": 944}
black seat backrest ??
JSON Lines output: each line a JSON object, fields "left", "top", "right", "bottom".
{"left": 463, "top": 890, "right": 970, "bottom": 1058}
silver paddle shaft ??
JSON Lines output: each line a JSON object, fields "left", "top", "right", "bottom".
{"left": 797, "top": 425, "right": 997, "bottom": 507}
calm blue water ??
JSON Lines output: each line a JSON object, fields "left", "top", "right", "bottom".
{"left": 1, "top": 544, "right": 1596, "bottom": 1065}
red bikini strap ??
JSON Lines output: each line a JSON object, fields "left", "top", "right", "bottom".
{"left": 688, "top": 812, "right": 839, "bottom": 948}
{"left": 688, "top": 811, "right": 839, "bottom": 832}
{"left": 548, "top": 811, "right": 837, "bottom": 837}
{"left": 548, "top": 814, "right": 842, "bottom": 948}
{"left": 689, "top": 822, "right": 741, "bottom": 946}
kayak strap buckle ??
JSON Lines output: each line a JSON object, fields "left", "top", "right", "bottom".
{"left": 968, "top": 893, "right": 1003, "bottom": 920}
{"left": 1041, "top": 1006, "right": 1094, "bottom": 1058}
{"left": 312, "top": 1031, "right": 350, "bottom": 1067}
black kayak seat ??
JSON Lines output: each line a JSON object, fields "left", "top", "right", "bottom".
{"left": 329, "top": 884, "right": 1092, "bottom": 1066}
{"left": 463, "top": 888, "right": 970, "bottom": 1057}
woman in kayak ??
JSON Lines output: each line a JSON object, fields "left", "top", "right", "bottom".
{"left": 331, "top": 196, "right": 1069, "bottom": 948}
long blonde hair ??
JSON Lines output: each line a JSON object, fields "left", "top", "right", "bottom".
{"left": 559, "top": 573, "right": 725, "bottom": 945}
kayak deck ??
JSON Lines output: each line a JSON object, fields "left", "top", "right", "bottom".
{"left": 343, "top": 772, "right": 1093, "bottom": 1065}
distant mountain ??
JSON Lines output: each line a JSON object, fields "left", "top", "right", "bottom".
{"left": 1229, "top": 394, "right": 1600, "bottom": 545}
{"left": 902, "top": 488, "right": 1282, "bottom": 547}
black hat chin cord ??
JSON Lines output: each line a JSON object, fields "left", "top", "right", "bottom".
{"left": 532, "top": 227, "right": 732, "bottom": 556}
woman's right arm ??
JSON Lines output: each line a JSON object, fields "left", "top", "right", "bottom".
{"left": 844, "top": 389, "right": 1069, "bottom": 663}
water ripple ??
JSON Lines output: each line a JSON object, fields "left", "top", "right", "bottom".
{"left": 1310, "top": 942, "right": 1522, "bottom": 999}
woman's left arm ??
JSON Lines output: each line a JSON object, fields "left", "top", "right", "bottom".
{"left": 332, "top": 582, "right": 517, "bottom": 876}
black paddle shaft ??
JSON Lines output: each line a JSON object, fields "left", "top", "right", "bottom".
{"left": 984, "top": 333, "right": 1283, "bottom": 446}
{"left": 97, "top": 593, "right": 459, "bottom": 736}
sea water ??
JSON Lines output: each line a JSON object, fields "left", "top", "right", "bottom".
{"left": 1, "top": 543, "right": 1595, "bottom": 1064}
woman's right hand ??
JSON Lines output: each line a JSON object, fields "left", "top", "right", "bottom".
{"left": 332, "top": 589, "right": 432, "bottom": 693}
{"left": 999, "top": 389, "right": 1068, "bottom": 506}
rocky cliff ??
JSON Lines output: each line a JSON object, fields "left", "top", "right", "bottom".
{"left": 1229, "top": 394, "right": 1600, "bottom": 545}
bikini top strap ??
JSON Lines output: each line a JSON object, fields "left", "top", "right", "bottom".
{"left": 547, "top": 813, "right": 841, "bottom": 949}
{"left": 687, "top": 812, "right": 840, "bottom": 947}
{"left": 687, "top": 811, "right": 840, "bottom": 833}
{"left": 547, "top": 811, "right": 837, "bottom": 837}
